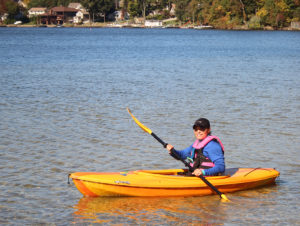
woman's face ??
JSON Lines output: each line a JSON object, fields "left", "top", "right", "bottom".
{"left": 193, "top": 127, "right": 210, "bottom": 140}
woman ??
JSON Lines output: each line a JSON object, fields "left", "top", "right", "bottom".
{"left": 166, "top": 118, "right": 225, "bottom": 176}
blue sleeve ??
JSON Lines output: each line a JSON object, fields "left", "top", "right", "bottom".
{"left": 202, "top": 141, "right": 225, "bottom": 176}
{"left": 171, "top": 145, "right": 193, "bottom": 160}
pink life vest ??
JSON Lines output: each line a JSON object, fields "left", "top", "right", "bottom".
{"left": 192, "top": 135, "right": 225, "bottom": 151}
{"left": 190, "top": 135, "right": 224, "bottom": 169}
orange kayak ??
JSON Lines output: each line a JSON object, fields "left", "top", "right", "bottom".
{"left": 69, "top": 168, "right": 279, "bottom": 197}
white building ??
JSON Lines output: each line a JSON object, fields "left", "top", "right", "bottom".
{"left": 170, "top": 3, "right": 176, "bottom": 16}
{"left": 68, "top": 3, "right": 89, "bottom": 24}
{"left": 73, "top": 10, "right": 89, "bottom": 24}
{"left": 145, "top": 20, "right": 163, "bottom": 27}
{"left": 28, "top": 7, "right": 47, "bottom": 17}
{"left": 1, "top": 13, "right": 8, "bottom": 22}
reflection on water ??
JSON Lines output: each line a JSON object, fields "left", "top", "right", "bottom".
{"left": 72, "top": 183, "right": 279, "bottom": 225}
{"left": 73, "top": 196, "right": 228, "bottom": 224}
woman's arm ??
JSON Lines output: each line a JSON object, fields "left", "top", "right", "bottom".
{"left": 202, "top": 141, "right": 225, "bottom": 176}
{"left": 166, "top": 144, "right": 193, "bottom": 160}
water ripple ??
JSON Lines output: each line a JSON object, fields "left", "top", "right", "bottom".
{"left": 0, "top": 28, "right": 299, "bottom": 225}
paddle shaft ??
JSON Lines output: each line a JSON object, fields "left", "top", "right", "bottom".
{"left": 151, "top": 132, "right": 168, "bottom": 148}
{"left": 169, "top": 147, "right": 225, "bottom": 198}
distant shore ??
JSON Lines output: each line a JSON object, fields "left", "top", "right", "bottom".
{"left": 1, "top": 23, "right": 300, "bottom": 31}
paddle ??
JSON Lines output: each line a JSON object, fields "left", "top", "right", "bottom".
{"left": 127, "top": 108, "right": 229, "bottom": 201}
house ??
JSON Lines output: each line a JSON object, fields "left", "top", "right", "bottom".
{"left": 67, "top": 3, "right": 90, "bottom": 24}
{"left": 73, "top": 10, "right": 89, "bottom": 24}
{"left": 107, "top": 10, "right": 129, "bottom": 21}
{"left": 134, "top": 17, "right": 144, "bottom": 24}
{"left": 1, "top": 13, "right": 8, "bottom": 23}
{"left": 28, "top": 7, "right": 47, "bottom": 17}
{"left": 145, "top": 20, "right": 162, "bottom": 27}
{"left": 170, "top": 3, "right": 176, "bottom": 16}
{"left": 40, "top": 6, "right": 78, "bottom": 25}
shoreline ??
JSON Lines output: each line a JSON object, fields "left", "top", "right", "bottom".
{"left": 1, "top": 23, "right": 300, "bottom": 31}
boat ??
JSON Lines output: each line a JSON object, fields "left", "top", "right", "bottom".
{"left": 194, "top": 25, "right": 213, "bottom": 29}
{"left": 69, "top": 168, "right": 280, "bottom": 197}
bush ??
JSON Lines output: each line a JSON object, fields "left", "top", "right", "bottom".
{"left": 248, "top": 15, "right": 262, "bottom": 29}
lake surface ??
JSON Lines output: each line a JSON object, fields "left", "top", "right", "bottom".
{"left": 0, "top": 27, "right": 299, "bottom": 225}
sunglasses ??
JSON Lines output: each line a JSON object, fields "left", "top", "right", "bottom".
{"left": 193, "top": 126, "right": 206, "bottom": 131}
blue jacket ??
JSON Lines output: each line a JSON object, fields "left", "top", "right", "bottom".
{"left": 172, "top": 140, "right": 225, "bottom": 176}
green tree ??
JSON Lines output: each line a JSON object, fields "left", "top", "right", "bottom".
{"left": 81, "top": 0, "right": 115, "bottom": 22}
{"left": 293, "top": 6, "right": 300, "bottom": 21}
{"left": 127, "top": 0, "right": 157, "bottom": 20}
{"left": 0, "top": 0, "right": 6, "bottom": 15}
{"left": 256, "top": 0, "right": 290, "bottom": 27}
{"left": 243, "top": 0, "right": 258, "bottom": 16}
{"left": 187, "top": 0, "right": 199, "bottom": 24}
{"left": 140, "top": 0, "right": 148, "bottom": 20}
{"left": 4, "top": 0, "right": 19, "bottom": 23}
{"left": 98, "top": 0, "right": 115, "bottom": 21}
{"left": 128, "top": 0, "right": 141, "bottom": 17}
{"left": 175, "top": 0, "right": 190, "bottom": 22}
{"left": 28, "top": 0, "right": 66, "bottom": 8}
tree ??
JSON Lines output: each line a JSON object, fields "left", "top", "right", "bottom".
{"left": 293, "top": 6, "right": 300, "bottom": 21}
{"left": 127, "top": 0, "right": 158, "bottom": 21}
{"left": 174, "top": 0, "right": 190, "bottom": 22}
{"left": 98, "top": 0, "right": 115, "bottom": 21}
{"left": 0, "top": 0, "right": 6, "bottom": 15}
{"left": 243, "top": 0, "right": 258, "bottom": 16}
{"left": 140, "top": 0, "right": 148, "bottom": 20}
{"left": 28, "top": 0, "right": 71, "bottom": 8}
{"left": 187, "top": 0, "right": 199, "bottom": 24}
{"left": 239, "top": 0, "right": 247, "bottom": 23}
{"left": 128, "top": 0, "right": 141, "bottom": 17}
{"left": 3, "top": 0, "right": 19, "bottom": 23}
{"left": 256, "top": 0, "right": 290, "bottom": 27}
{"left": 81, "top": 0, "right": 115, "bottom": 23}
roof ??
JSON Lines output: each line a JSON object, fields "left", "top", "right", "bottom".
{"left": 51, "top": 6, "right": 78, "bottom": 13}
{"left": 68, "top": 3, "right": 82, "bottom": 9}
{"left": 28, "top": 7, "right": 47, "bottom": 12}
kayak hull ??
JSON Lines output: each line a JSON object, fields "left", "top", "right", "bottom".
{"left": 70, "top": 168, "right": 279, "bottom": 197}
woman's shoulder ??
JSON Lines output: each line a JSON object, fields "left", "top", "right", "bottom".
{"left": 204, "top": 140, "right": 222, "bottom": 150}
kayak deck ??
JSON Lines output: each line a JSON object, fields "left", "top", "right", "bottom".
{"left": 70, "top": 168, "right": 280, "bottom": 197}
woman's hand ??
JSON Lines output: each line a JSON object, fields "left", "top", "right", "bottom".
{"left": 192, "top": 168, "right": 203, "bottom": 176}
{"left": 166, "top": 144, "right": 174, "bottom": 153}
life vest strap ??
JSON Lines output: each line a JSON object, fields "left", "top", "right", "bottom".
{"left": 192, "top": 135, "right": 225, "bottom": 152}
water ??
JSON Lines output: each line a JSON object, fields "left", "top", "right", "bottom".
{"left": 0, "top": 27, "right": 299, "bottom": 225}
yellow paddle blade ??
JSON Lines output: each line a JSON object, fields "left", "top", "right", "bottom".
{"left": 221, "top": 194, "right": 230, "bottom": 202}
{"left": 127, "top": 108, "right": 153, "bottom": 134}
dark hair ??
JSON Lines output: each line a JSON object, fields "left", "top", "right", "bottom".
{"left": 193, "top": 118, "right": 210, "bottom": 131}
